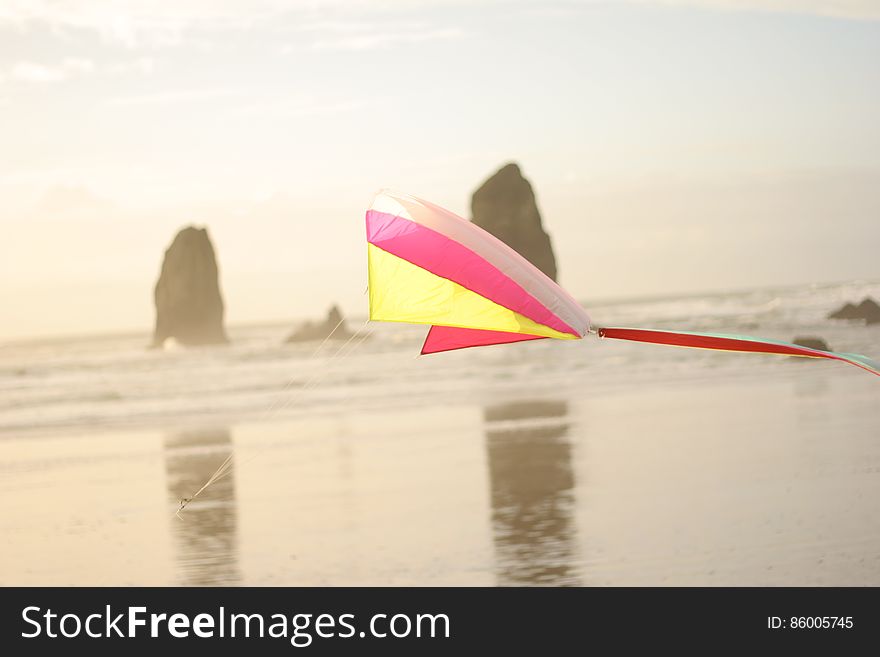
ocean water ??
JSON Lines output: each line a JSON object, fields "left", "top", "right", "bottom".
{"left": 1, "top": 279, "right": 878, "bottom": 438}
{"left": 2, "top": 280, "right": 880, "bottom": 586}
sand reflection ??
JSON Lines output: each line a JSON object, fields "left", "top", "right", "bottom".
{"left": 164, "top": 428, "right": 241, "bottom": 585}
{"left": 484, "top": 400, "right": 580, "bottom": 586}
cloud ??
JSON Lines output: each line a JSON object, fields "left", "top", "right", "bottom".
{"left": 105, "top": 87, "right": 245, "bottom": 106}
{"left": 278, "top": 20, "right": 467, "bottom": 53}
{"left": 4, "top": 56, "right": 153, "bottom": 85}
{"left": 35, "top": 184, "right": 115, "bottom": 216}
{"left": 309, "top": 25, "right": 466, "bottom": 51}
{"left": 108, "top": 57, "right": 155, "bottom": 75}
{"left": 224, "top": 96, "right": 372, "bottom": 119}
{"left": 642, "top": 0, "right": 880, "bottom": 21}
{"left": 0, "top": 0, "right": 305, "bottom": 47}
{"left": 9, "top": 62, "right": 65, "bottom": 83}
{"left": 103, "top": 84, "right": 374, "bottom": 120}
{"left": 9, "top": 58, "right": 95, "bottom": 83}
{"left": 0, "top": 1, "right": 877, "bottom": 52}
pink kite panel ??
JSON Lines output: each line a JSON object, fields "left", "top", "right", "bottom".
{"left": 373, "top": 191, "right": 590, "bottom": 337}
{"left": 367, "top": 209, "right": 578, "bottom": 336}
{"left": 421, "top": 326, "right": 547, "bottom": 354}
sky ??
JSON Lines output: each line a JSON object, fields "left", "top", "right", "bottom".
{"left": 1, "top": 0, "right": 879, "bottom": 341}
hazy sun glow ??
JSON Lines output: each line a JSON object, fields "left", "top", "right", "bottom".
{"left": 1, "top": 0, "right": 878, "bottom": 341}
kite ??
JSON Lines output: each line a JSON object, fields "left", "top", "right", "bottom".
{"left": 365, "top": 189, "right": 880, "bottom": 377}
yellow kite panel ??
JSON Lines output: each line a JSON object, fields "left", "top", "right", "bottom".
{"left": 367, "top": 244, "right": 576, "bottom": 340}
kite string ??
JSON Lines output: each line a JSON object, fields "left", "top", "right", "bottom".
{"left": 261, "top": 316, "right": 347, "bottom": 416}
{"left": 209, "top": 320, "right": 374, "bottom": 485}
{"left": 177, "top": 315, "right": 372, "bottom": 516}
{"left": 310, "top": 317, "right": 348, "bottom": 358}
{"left": 203, "top": 321, "right": 376, "bottom": 492}
{"left": 271, "top": 319, "right": 371, "bottom": 415}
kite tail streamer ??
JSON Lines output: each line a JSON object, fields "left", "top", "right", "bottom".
{"left": 597, "top": 327, "right": 880, "bottom": 377}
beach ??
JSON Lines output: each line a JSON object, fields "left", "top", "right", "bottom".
{"left": 1, "top": 281, "right": 879, "bottom": 586}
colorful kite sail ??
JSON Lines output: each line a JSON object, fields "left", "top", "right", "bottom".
{"left": 365, "top": 190, "right": 880, "bottom": 377}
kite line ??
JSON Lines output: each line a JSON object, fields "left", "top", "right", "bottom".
{"left": 177, "top": 313, "right": 374, "bottom": 518}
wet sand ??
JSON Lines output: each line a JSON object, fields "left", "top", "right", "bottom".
{"left": 1, "top": 372, "right": 878, "bottom": 586}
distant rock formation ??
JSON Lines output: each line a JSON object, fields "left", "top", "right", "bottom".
{"left": 286, "top": 305, "right": 354, "bottom": 343}
{"left": 827, "top": 297, "right": 880, "bottom": 325}
{"left": 152, "top": 226, "right": 228, "bottom": 347}
{"left": 828, "top": 302, "right": 863, "bottom": 320}
{"left": 793, "top": 336, "right": 831, "bottom": 352}
{"left": 471, "top": 162, "right": 558, "bottom": 280}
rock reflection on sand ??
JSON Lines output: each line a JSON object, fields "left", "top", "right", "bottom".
{"left": 164, "top": 429, "right": 240, "bottom": 585}
{"left": 484, "top": 400, "right": 580, "bottom": 586}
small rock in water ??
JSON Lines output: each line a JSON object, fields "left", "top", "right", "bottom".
{"left": 827, "top": 296, "right": 880, "bottom": 325}
{"left": 792, "top": 336, "right": 831, "bottom": 352}
{"left": 828, "top": 302, "right": 859, "bottom": 320}
{"left": 286, "top": 305, "right": 355, "bottom": 343}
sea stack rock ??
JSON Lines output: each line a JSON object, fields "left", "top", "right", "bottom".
{"left": 471, "top": 163, "right": 558, "bottom": 281}
{"left": 286, "top": 305, "right": 354, "bottom": 343}
{"left": 827, "top": 297, "right": 880, "bottom": 325}
{"left": 152, "top": 226, "right": 228, "bottom": 347}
